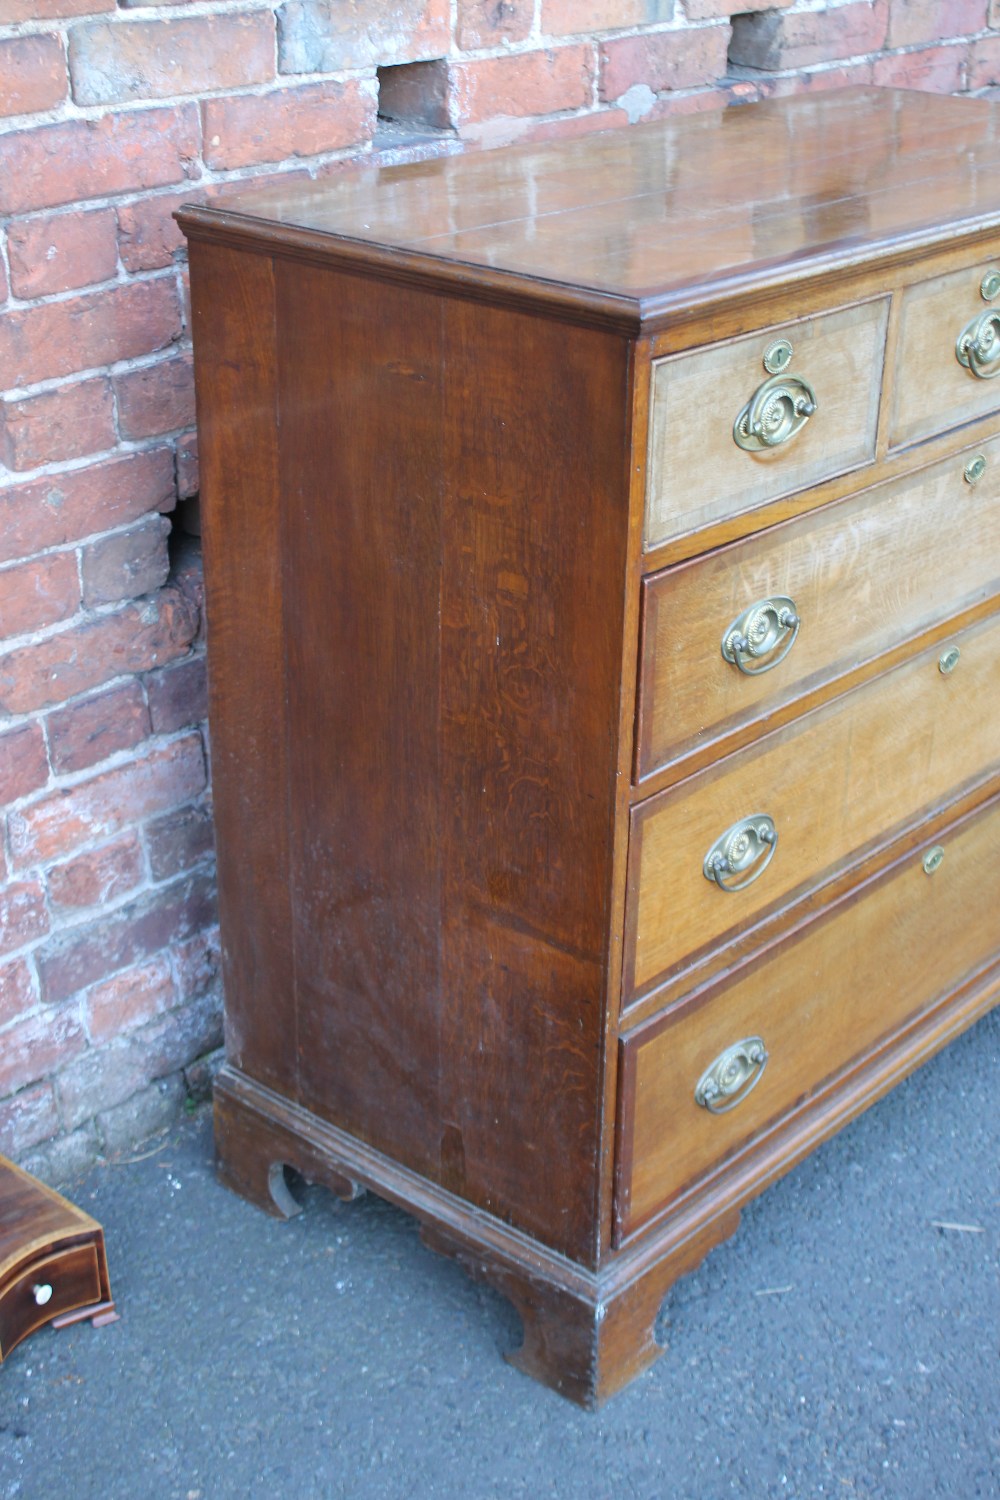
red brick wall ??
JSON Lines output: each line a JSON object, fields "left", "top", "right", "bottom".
{"left": 1, "top": 0, "right": 997, "bottom": 1180}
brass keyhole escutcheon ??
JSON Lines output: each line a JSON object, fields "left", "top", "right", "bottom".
{"left": 763, "top": 338, "right": 793, "bottom": 375}
{"left": 981, "top": 269, "right": 1000, "bottom": 303}
{"left": 964, "top": 454, "right": 987, "bottom": 486}
{"left": 923, "top": 846, "right": 945, "bottom": 875}
{"left": 939, "top": 647, "right": 961, "bottom": 675}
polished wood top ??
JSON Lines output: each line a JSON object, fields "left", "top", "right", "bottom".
{"left": 0, "top": 1155, "right": 100, "bottom": 1278}
{"left": 179, "top": 89, "right": 1000, "bottom": 328}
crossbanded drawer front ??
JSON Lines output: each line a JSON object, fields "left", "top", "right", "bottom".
{"left": 644, "top": 298, "right": 888, "bottom": 549}
{"left": 637, "top": 437, "right": 1000, "bottom": 779}
{"left": 616, "top": 794, "right": 1000, "bottom": 1238}
{"left": 889, "top": 260, "right": 1000, "bottom": 449}
{"left": 627, "top": 609, "right": 1000, "bottom": 998}
{"left": 0, "top": 1243, "right": 100, "bottom": 1360}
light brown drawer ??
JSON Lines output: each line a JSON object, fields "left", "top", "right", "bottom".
{"left": 626, "top": 609, "right": 1000, "bottom": 999}
{"left": 637, "top": 436, "right": 1000, "bottom": 779}
{"left": 889, "top": 260, "right": 1000, "bottom": 449}
{"left": 616, "top": 793, "right": 1000, "bottom": 1238}
{"left": 0, "top": 1242, "right": 100, "bottom": 1360}
{"left": 644, "top": 298, "right": 889, "bottom": 549}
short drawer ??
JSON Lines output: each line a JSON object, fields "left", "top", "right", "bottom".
{"left": 889, "top": 260, "right": 1000, "bottom": 449}
{"left": 644, "top": 298, "right": 888, "bottom": 549}
{"left": 637, "top": 437, "right": 1000, "bottom": 778}
{"left": 616, "top": 793, "right": 1000, "bottom": 1238}
{"left": 626, "top": 609, "right": 1000, "bottom": 999}
{"left": 0, "top": 1242, "right": 100, "bottom": 1360}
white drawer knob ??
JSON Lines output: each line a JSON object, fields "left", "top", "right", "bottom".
{"left": 33, "top": 1283, "right": 53, "bottom": 1306}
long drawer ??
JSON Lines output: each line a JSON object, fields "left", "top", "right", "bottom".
{"left": 637, "top": 436, "right": 1000, "bottom": 779}
{"left": 626, "top": 609, "right": 1000, "bottom": 998}
{"left": 616, "top": 792, "right": 1000, "bottom": 1238}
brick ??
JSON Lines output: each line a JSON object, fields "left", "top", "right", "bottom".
{"left": 521, "top": 104, "right": 633, "bottom": 142}
{"left": 969, "top": 35, "right": 1000, "bottom": 86}
{"left": 0, "top": 553, "right": 80, "bottom": 640}
{"left": 176, "top": 432, "right": 199, "bottom": 498}
{"left": 0, "top": 449, "right": 175, "bottom": 567}
{"left": 21, "top": 1122, "right": 100, "bottom": 1186}
{"left": 458, "top": 0, "right": 534, "bottom": 48}
{"left": 36, "top": 869, "right": 215, "bottom": 1006}
{"left": 451, "top": 45, "right": 596, "bottom": 125}
{"left": 97, "top": 1073, "right": 186, "bottom": 1152}
{"left": 11, "top": 732, "right": 204, "bottom": 868}
{"left": 888, "top": 0, "right": 986, "bottom": 47}
{"left": 0, "top": 723, "right": 49, "bottom": 804}
{"left": 682, "top": 0, "right": 793, "bottom": 15}
{"left": 146, "top": 653, "right": 208, "bottom": 735}
{"left": 117, "top": 190, "right": 197, "bottom": 273}
{"left": 873, "top": 43, "right": 967, "bottom": 91}
{"left": 6, "top": 209, "right": 118, "bottom": 299}
{"left": 378, "top": 60, "right": 452, "bottom": 128}
{"left": 84, "top": 955, "right": 175, "bottom": 1042}
{"left": 47, "top": 831, "right": 146, "bottom": 913}
{"left": 69, "top": 13, "right": 274, "bottom": 107}
{"left": 203, "top": 80, "right": 374, "bottom": 172}
{"left": 0, "top": 0, "right": 113, "bottom": 17}
{"left": 54, "top": 1039, "right": 149, "bottom": 1130}
{"left": 729, "top": 2, "right": 889, "bottom": 71}
{"left": 47, "top": 679, "right": 151, "bottom": 775}
{"left": 0, "top": 278, "right": 181, "bottom": 389}
{"left": 0, "top": 255, "right": 7, "bottom": 303}
{"left": 991, "top": 0, "right": 1000, "bottom": 25}
{"left": 543, "top": 0, "right": 673, "bottom": 35}
{"left": 114, "top": 354, "right": 194, "bottom": 441}
{"left": 0, "top": 880, "right": 49, "bottom": 958}
{"left": 0, "top": 1004, "right": 87, "bottom": 1096}
{"left": 600, "top": 24, "right": 730, "bottom": 99}
{"left": 0, "top": 956, "right": 36, "bottom": 1028}
{"left": 278, "top": 0, "right": 449, "bottom": 73}
{"left": 173, "top": 925, "right": 219, "bottom": 1003}
{"left": 0, "top": 588, "right": 197, "bottom": 716}
{"left": 770, "top": 62, "right": 876, "bottom": 97}
{"left": 0, "top": 34, "right": 66, "bottom": 119}
{"left": 0, "top": 105, "right": 199, "bottom": 217}
{"left": 130, "top": 983, "right": 221, "bottom": 1082}
{"left": 0, "top": 1081, "right": 57, "bottom": 1160}
{"left": 2, "top": 377, "right": 116, "bottom": 471}
{"left": 81, "top": 515, "right": 171, "bottom": 607}
{"left": 146, "top": 803, "right": 214, "bottom": 881}
{"left": 183, "top": 1044, "right": 223, "bottom": 1103}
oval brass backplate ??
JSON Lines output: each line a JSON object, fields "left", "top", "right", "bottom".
{"left": 923, "top": 845, "right": 945, "bottom": 875}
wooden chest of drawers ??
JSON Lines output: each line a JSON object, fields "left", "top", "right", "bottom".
{"left": 179, "top": 87, "right": 1000, "bottom": 1406}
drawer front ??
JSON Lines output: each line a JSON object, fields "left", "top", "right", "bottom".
{"left": 627, "top": 609, "right": 1000, "bottom": 997}
{"left": 0, "top": 1242, "right": 100, "bottom": 1360}
{"left": 645, "top": 298, "right": 888, "bottom": 549}
{"left": 637, "top": 436, "right": 1000, "bottom": 778}
{"left": 889, "top": 261, "right": 1000, "bottom": 449}
{"left": 617, "top": 794, "right": 1000, "bottom": 1237}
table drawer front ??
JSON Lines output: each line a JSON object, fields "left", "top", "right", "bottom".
{"left": 628, "top": 610, "right": 1000, "bottom": 997}
{"left": 644, "top": 298, "right": 888, "bottom": 550}
{"left": 0, "top": 1243, "right": 100, "bottom": 1360}
{"left": 617, "top": 794, "right": 1000, "bottom": 1238}
{"left": 637, "top": 436, "right": 1000, "bottom": 779}
{"left": 889, "top": 261, "right": 1000, "bottom": 449}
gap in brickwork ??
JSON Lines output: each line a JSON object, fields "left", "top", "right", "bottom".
{"left": 374, "top": 60, "right": 457, "bottom": 148}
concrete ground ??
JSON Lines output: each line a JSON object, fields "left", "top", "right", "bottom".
{"left": 1, "top": 1008, "right": 997, "bottom": 1500}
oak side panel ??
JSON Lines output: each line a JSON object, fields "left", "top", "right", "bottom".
{"left": 188, "top": 243, "right": 295, "bottom": 1093}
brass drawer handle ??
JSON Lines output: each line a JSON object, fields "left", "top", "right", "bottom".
{"left": 695, "top": 1037, "right": 768, "bottom": 1113}
{"left": 722, "top": 596, "right": 800, "bottom": 675}
{"left": 733, "top": 373, "right": 818, "bottom": 452}
{"left": 956, "top": 310, "right": 1000, "bottom": 380}
{"left": 703, "top": 814, "right": 777, "bottom": 893}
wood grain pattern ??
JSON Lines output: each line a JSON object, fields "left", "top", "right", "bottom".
{"left": 638, "top": 434, "right": 1000, "bottom": 779}
{"left": 619, "top": 792, "right": 1000, "bottom": 1236}
{"left": 644, "top": 298, "right": 888, "bottom": 547}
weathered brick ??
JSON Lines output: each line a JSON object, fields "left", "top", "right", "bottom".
{"left": 97, "top": 1073, "right": 186, "bottom": 1152}
{"left": 20, "top": 1122, "right": 100, "bottom": 1185}
{"left": 69, "top": 13, "right": 274, "bottom": 107}
{"left": 451, "top": 45, "right": 596, "bottom": 125}
{"left": 600, "top": 24, "right": 730, "bottom": 98}
{"left": 0, "top": 449, "right": 175, "bottom": 568}
{"left": 770, "top": 62, "right": 876, "bottom": 97}
{"left": 0, "top": 588, "right": 197, "bottom": 716}
{"left": 969, "top": 34, "right": 1000, "bottom": 85}
{"left": 46, "top": 831, "right": 146, "bottom": 914}
{"left": 1, "top": 0, "right": 112, "bottom": 18}
{"left": 0, "top": 255, "right": 7, "bottom": 303}
{"left": 47, "top": 679, "right": 151, "bottom": 776}
{"left": 729, "top": 2, "right": 889, "bottom": 71}
{"left": 0, "top": 880, "right": 49, "bottom": 957}
{"left": 130, "top": 983, "right": 221, "bottom": 1082}
{"left": 0, "top": 723, "right": 49, "bottom": 805}
{"left": 36, "top": 869, "right": 215, "bottom": 1006}
{"left": 543, "top": 0, "right": 673, "bottom": 35}
{"left": 146, "top": 653, "right": 208, "bottom": 735}
{"left": 0, "top": 955, "right": 36, "bottom": 1027}
{"left": 84, "top": 955, "right": 175, "bottom": 1042}
{"left": 458, "top": 0, "right": 534, "bottom": 48}
{"left": 0, "top": 105, "right": 199, "bottom": 217}
{"left": 6, "top": 209, "right": 119, "bottom": 300}
{"left": 873, "top": 43, "right": 966, "bottom": 91}
{"left": 114, "top": 353, "right": 194, "bottom": 441}
{"left": 81, "top": 515, "right": 171, "bottom": 607}
{"left": 377, "top": 60, "right": 452, "bottom": 128}
{"left": 117, "top": 190, "right": 197, "bottom": 273}
{"left": 176, "top": 432, "right": 199, "bottom": 498}
{"left": 146, "top": 803, "right": 214, "bottom": 881}
{"left": 203, "top": 80, "right": 374, "bottom": 172}
{"left": 11, "top": 732, "right": 204, "bottom": 868}
{"left": 0, "top": 1080, "right": 57, "bottom": 1160}
{"left": 278, "top": 0, "right": 449, "bottom": 72}
{"left": 2, "top": 377, "right": 116, "bottom": 471}
{"left": 0, "top": 553, "right": 80, "bottom": 641}
{"left": 522, "top": 103, "right": 632, "bottom": 142}
{"left": 0, "top": 278, "right": 181, "bottom": 389}
{"left": 0, "top": 34, "right": 67, "bottom": 119}
{"left": 0, "top": 1005, "right": 86, "bottom": 1095}
{"left": 887, "top": 0, "right": 986, "bottom": 47}
{"left": 990, "top": 0, "right": 1000, "bottom": 26}
{"left": 173, "top": 925, "right": 220, "bottom": 1003}
{"left": 683, "top": 0, "right": 793, "bottom": 15}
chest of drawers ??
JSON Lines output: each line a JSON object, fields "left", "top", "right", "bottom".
{"left": 179, "top": 87, "right": 1000, "bottom": 1406}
